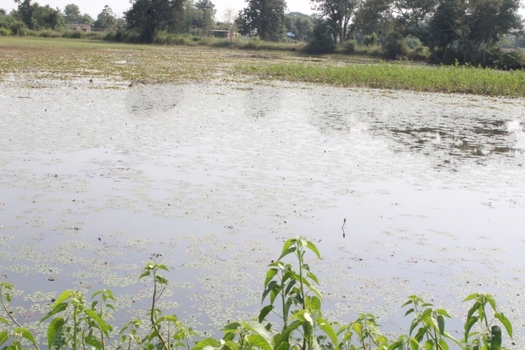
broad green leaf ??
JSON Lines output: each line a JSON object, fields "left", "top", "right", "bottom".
{"left": 258, "top": 305, "right": 273, "bottom": 323}
{"left": 264, "top": 268, "right": 278, "bottom": 287}
{"left": 244, "top": 320, "right": 274, "bottom": 348}
{"left": 280, "top": 239, "right": 296, "bottom": 256}
{"left": 306, "top": 241, "right": 321, "bottom": 259}
{"left": 437, "top": 315, "right": 445, "bottom": 336}
{"left": 15, "top": 328, "right": 37, "bottom": 346}
{"left": 156, "top": 264, "right": 169, "bottom": 271}
{"left": 192, "top": 337, "right": 220, "bottom": 350}
{"left": 491, "top": 325, "right": 502, "bottom": 350}
{"left": 51, "top": 290, "right": 73, "bottom": 309}
{"left": 494, "top": 312, "right": 512, "bottom": 337}
{"left": 436, "top": 309, "right": 452, "bottom": 318}
{"left": 464, "top": 316, "right": 478, "bottom": 341}
{"left": 0, "top": 318, "right": 8, "bottom": 324}
{"left": 84, "top": 309, "right": 112, "bottom": 336}
{"left": 318, "top": 318, "right": 338, "bottom": 348}
{"left": 466, "top": 302, "right": 481, "bottom": 321}
{"left": 41, "top": 302, "right": 68, "bottom": 322}
{"left": 0, "top": 331, "right": 9, "bottom": 346}
{"left": 307, "top": 271, "right": 320, "bottom": 285}
{"left": 85, "top": 334, "right": 103, "bottom": 349}
{"left": 278, "top": 247, "right": 297, "bottom": 261}
{"left": 404, "top": 308, "right": 415, "bottom": 317}
{"left": 463, "top": 293, "right": 479, "bottom": 302}
{"left": 47, "top": 317, "right": 65, "bottom": 349}
{"left": 247, "top": 334, "right": 272, "bottom": 350}
{"left": 486, "top": 294, "right": 496, "bottom": 311}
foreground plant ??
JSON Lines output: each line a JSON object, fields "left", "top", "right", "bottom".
{"left": 0, "top": 237, "right": 516, "bottom": 349}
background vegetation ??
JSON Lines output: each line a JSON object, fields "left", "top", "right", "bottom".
{"left": 1, "top": 0, "right": 525, "bottom": 68}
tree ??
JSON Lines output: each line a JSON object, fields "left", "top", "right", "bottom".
{"left": 186, "top": 0, "right": 215, "bottom": 33}
{"left": 352, "top": 0, "right": 391, "bottom": 38}
{"left": 62, "top": 3, "right": 92, "bottom": 24}
{"left": 13, "top": 0, "right": 62, "bottom": 30}
{"left": 311, "top": 0, "right": 360, "bottom": 44}
{"left": 94, "top": 5, "right": 117, "bottom": 29}
{"left": 236, "top": 0, "right": 287, "bottom": 41}
{"left": 125, "top": 0, "right": 186, "bottom": 42}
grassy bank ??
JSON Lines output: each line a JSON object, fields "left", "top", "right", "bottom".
{"left": 2, "top": 36, "right": 525, "bottom": 97}
{"left": 236, "top": 62, "right": 525, "bottom": 97}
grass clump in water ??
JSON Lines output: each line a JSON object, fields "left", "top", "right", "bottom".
{"left": 237, "top": 62, "right": 525, "bottom": 97}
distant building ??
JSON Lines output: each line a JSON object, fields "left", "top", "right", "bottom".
{"left": 66, "top": 24, "right": 91, "bottom": 33}
{"left": 211, "top": 30, "right": 240, "bottom": 39}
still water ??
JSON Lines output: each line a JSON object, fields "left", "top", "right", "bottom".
{"left": 1, "top": 81, "right": 525, "bottom": 345}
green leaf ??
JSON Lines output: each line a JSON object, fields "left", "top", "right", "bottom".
{"left": 486, "top": 294, "right": 497, "bottom": 311}
{"left": 307, "top": 271, "right": 320, "bottom": 285}
{"left": 318, "top": 318, "right": 339, "bottom": 348}
{"left": 193, "top": 337, "right": 220, "bottom": 350}
{"left": 0, "top": 318, "right": 8, "bottom": 325}
{"left": 264, "top": 268, "right": 278, "bottom": 287}
{"left": 463, "top": 293, "right": 479, "bottom": 302}
{"left": 47, "top": 317, "right": 65, "bottom": 349}
{"left": 404, "top": 308, "right": 415, "bottom": 317}
{"left": 247, "top": 334, "right": 273, "bottom": 350}
{"left": 258, "top": 305, "right": 273, "bottom": 323}
{"left": 306, "top": 241, "right": 321, "bottom": 259}
{"left": 156, "top": 264, "right": 168, "bottom": 271}
{"left": 244, "top": 320, "right": 274, "bottom": 349}
{"left": 41, "top": 302, "right": 68, "bottom": 323}
{"left": 437, "top": 315, "right": 445, "bottom": 335}
{"left": 0, "top": 331, "right": 9, "bottom": 346}
{"left": 491, "top": 325, "right": 502, "bottom": 350}
{"left": 280, "top": 238, "right": 297, "bottom": 256}
{"left": 464, "top": 316, "right": 478, "bottom": 341}
{"left": 84, "top": 309, "right": 112, "bottom": 336}
{"left": 494, "top": 312, "right": 513, "bottom": 337}
{"left": 85, "top": 334, "right": 103, "bottom": 349}
{"left": 51, "top": 290, "right": 73, "bottom": 309}
{"left": 435, "top": 308, "right": 451, "bottom": 318}
{"left": 15, "top": 328, "right": 37, "bottom": 346}
{"left": 278, "top": 247, "right": 297, "bottom": 261}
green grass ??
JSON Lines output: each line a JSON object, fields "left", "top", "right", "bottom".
{"left": 236, "top": 62, "right": 525, "bottom": 97}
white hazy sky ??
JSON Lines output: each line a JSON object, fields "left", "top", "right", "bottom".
{"left": 2, "top": 0, "right": 315, "bottom": 21}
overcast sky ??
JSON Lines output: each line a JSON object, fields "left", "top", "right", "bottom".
{"left": 2, "top": 0, "right": 315, "bottom": 21}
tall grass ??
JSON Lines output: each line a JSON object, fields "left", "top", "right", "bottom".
{"left": 236, "top": 62, "right": 525, "bottom": 97}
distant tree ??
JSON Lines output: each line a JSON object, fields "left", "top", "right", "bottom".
{"left": 352, "top": 0, "right": 391, "bottom": 38}
{"left": 236, "top": 0, "right": 287, "bottom": 41}
{"left": 125, "top": 0, "right": 186, "bottom": 42}
{"left": 284, "top": 12, "right": 314, "bottom": 41}
{"left": 0, "top": 9, "right": 6, "bottom": 16}
{"left": 13, "top": 0, "right": 62, "bottom": 30}
{"left": 63, "top": 3, "right": 93, "bottom": 24}
{"left": 94, "top": 5, "right": 117, "bottom": 29}
{"left": 186, "top": 0, "right": 215, "bottom": 33}
{"left": 311, "top": 0, "right": 359, "bottom": 44}
{"left": 14, "top": 0, "right": 35, "bottom": 29}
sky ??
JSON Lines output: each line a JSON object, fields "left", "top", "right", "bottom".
{"left": 2, "top": 0, "right": 315, "bottom": 22}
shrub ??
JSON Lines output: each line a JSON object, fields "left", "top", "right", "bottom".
{"left": 383, "top": 31, "right": 408, "bottom": 60}
{"left": 0, "top": 27, "right": 11, "bottom": 36}
{"left": 38, "top": 30, "right": 61, "bottom": 38}
{"left": 62, "top": 30, "right": 82, "bottom": 39}
{"left": 341, "top": 39, "right": 357, "bottom": 54}
{"left": 304, "top": 21, "right": 334, "bottom": 54}
{"left": 363, "top": 32, "right": 378, "bottom": 46}
{"left": 484, "top": 46, "right": 525, "bottom": 70}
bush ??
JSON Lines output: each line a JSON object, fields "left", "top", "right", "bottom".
{"left": 0, "top": 27, "right": 11, "bottom": 36}
{"left": 304, "top": 21, "right": 334, "bottom": 54}
{"left": 363, "top": 32, "right": 378, "bottom": 46}
{"left": 62, "top": 30, "right": 82, "bottom": 39}
{"left": 484, "top": 46, "right": 525, "bottom": 70}
{"left": 38, "top": 30, "right": 61, "bottom": 38}
{"left": 341, "top": 39, "right": 357, "bottom": 54}
{"left": 383, "top": 31, "right": 408, "bottom": 60}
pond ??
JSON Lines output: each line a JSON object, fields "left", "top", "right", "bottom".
{"left": 1, "top": 80, "right": 525, "bottom": 346}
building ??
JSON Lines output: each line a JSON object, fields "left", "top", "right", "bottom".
{"left": 211, "top": 30, "right": 240, "bottom": 39}
{"left": 66, "top": 24, "right": 91, "bottom": 33}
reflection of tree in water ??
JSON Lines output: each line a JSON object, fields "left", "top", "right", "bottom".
{"left": 241, "top": 86, "right": 283, "bottom": 120}
{"left": 306, "top": 90, "right": 353, "bottom": 135}
{"left": 126, "top": 83, "right": 183, "bottom": 117}
{"left": 367, "top": 111, "right": 525, "bottom": 166}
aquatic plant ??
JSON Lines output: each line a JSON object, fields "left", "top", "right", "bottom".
{"left": 0, "top": 237, "right": 514, "bottom": 349}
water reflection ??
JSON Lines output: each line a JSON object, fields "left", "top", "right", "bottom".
{"left": 373, "top": 113, "right": 524, "bottom": 166}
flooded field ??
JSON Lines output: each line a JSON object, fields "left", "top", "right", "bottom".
{"left": 1, "top": 77, "right": 525, "bottom": 346}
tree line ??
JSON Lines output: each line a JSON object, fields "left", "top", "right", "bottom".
{"left": 1, "top": 0, "right": 524, "bottom": 67}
